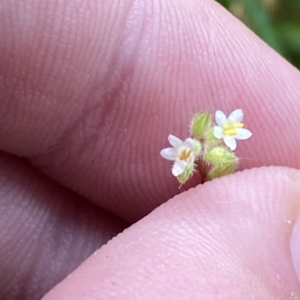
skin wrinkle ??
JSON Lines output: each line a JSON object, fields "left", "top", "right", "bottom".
{"left": 27, "top": 0, "right": 143, "bottom": 182}
{"left": 0, "top": 161, "right": 54, "bottom": 298}
{"left": 0, "top": 153, "right": 126, "bottom": 300}
{"left": 29, "top": 1, "right": 159, "bottom": 216}
{"left": 0, "top": 0, "right": 135, "bottom": 157}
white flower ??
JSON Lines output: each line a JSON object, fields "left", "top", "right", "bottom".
{"left": 160, "top": 135, "right": 200, "bottom": 177}
{"left": 213, "top": 109, "right": 252, "bottom": 151}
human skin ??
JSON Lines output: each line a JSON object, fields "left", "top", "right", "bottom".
{"left": 0, "top": 0, "right": 300, "bottom": 299}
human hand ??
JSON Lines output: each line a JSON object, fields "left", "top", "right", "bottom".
{"left": 1, "top": 0, "right": 300, "bottom": 299}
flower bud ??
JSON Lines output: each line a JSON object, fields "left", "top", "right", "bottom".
{"left": 190, "top": 111, "right": 211, "bottom": 137}
{"left": 203, "top": 146, "right": 238, "bottom": 180}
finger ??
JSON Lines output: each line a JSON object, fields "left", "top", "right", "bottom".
{"left": 0, "top": 153, "right": 127, "bottom": 300}
{"left": 43, "top": 167, "right": 300, "bottom": 299}
{"left": 0, "top": 0, "right": 300, "bottom": 222}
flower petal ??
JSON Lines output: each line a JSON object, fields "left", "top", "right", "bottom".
{"left": 215, "top": 110, "right": 227, "bottom": 126}
{"left": 183, "top": 137, "right": 194, "bottom": 149}
{"left": 223, "top": 136, "right": 237, "bottom": 150}
{"left": 235, "top": 128, "right": 252, "bottom": 140}
{"left": 172, "top": 160, "right": 187, "bottom": 176}
{"left": 168, "top": 134, "right": 182, "bottom": 148}
{"left": 228, "top": 109, "right": 243, "bottom": 122}
{"left": 213, "top": 126, "right": 224, "bottom": 139}
{"left": 160, "top": 148, "right": 177, "bottom": 161}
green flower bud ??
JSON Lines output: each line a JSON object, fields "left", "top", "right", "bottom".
{"left": 204, "top": 146, "right": 237, "bottom": 166}
{"left": 190, "top": 111, "right": 211, "bottom": 137}
{"left": 206, "top": 164, "right": 237, "bottom": 181}
{"left": 203, "top": 146, "right": 238, "bottom": 180}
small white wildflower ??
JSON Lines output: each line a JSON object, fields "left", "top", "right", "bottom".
{"left": 160, "top": 134, "right": 200, "bottom": 177}
{"left": 213, "top": 109, "right": 252, "bottom": 150}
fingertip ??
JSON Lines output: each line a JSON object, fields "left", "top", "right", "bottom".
{"left": 43, "top": 167, "right": 300, "bottom": 299}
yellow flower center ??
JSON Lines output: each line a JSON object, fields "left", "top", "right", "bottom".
{"left": 223, "top": 121, "right": 244, "bottom": 136}
{"left": 180, "top": 149, "right": 192, "bottom": 161}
